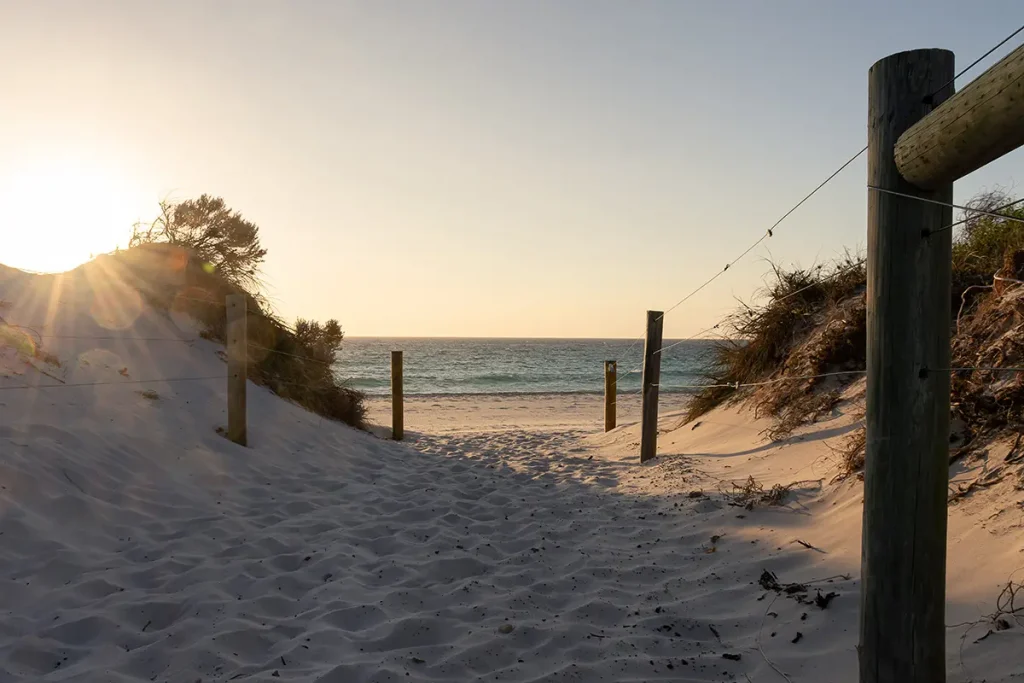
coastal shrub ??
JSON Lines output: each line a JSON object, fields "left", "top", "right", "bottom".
{"left": 952, "top": 190, "right": 1024, "bottom": 320}
{"left": 687, "top": 188, "right": 1024, "bottom": 468}
{"left": 121, "top": 199, "right": 366, "bottom": 429}
{"left": 248, "top": 316, "right": 366, "bottom": 429}
{"left": 952, "top": 190, "right": 1024, "bottom": 284}
{"left": 129, "top": 195, "right": 267, "bottom": 293}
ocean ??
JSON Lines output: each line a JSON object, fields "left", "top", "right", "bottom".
{"left": 335, "top": 338, "right": 718, "bottom": 396}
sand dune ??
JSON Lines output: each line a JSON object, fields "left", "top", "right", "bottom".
{"left": 1, "top": 264, "right": 1022, "bottom": 681}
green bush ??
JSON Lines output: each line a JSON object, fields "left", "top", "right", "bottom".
{"left": 952, "top": 189, "right": 1024, "bottom": 306}
{"left": 122, "top": 196, "right": 366, "bottom": 430}
{"left": 249, "top": 317, "right": 366, "bottom": 429}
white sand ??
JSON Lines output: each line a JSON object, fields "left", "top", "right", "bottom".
{"left": 1, "top": 262, "right": 1023, "bottom": 681}
{"left": 363, "top": 393, "right": 693, "bottom": 435}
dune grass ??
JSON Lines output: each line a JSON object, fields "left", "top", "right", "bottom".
{"left": 686, "top": 189, "right": 1024, "bottom": 470}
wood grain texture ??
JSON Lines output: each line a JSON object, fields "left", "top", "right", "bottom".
{"left": 639, "top": 312, "right": 663, "bottom": 463}
{"left": 391, "top": 350, "right": 404, "bottom": 441}
{"left": 862, "top": 48, "right": 954, "bottom": 683}
{"left": 896, "top": 44, "right": 1024, "bottom": 189}
{"left": 604, "top": 361, "right": 617, "bottom": 432}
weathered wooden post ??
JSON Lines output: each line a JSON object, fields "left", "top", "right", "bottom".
{"left": 604, "top": 360, "right": 617, "bottom": 431}
{"left": 862, "top": 48, "right": 954, "bottom": 683}
{"left": 226, "top": 294, "right": 248, "bottom": 446}
{"left": 639, "top": 311, "right": 663, "bottom": 463}
{"left": 391, "top": 350, "right": 404, "bottom": 441}
{"left": 895, "top": 43, "right": 1024, "bottom": 190}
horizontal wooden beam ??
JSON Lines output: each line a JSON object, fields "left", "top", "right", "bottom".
{"left": 895, "top": 43, "right": 1024, "bottom": 189}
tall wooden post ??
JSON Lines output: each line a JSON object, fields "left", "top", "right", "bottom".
{"left": 391, "top": 350, "right": 404, "bottom": 441}
{"left": 639, "top": 311, "right": 663, "bottom": 463}
{"left": 862, "top": 49, "right": 954, "bottom": 683}
{"left": 604, "top": 360, "right": 617, "bottom": 432}
{"left": 226, "top": 294, "right": 248, "bottom": 446}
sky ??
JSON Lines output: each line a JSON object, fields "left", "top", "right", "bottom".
{"left": 1, "top": 1, "right": 1022, "bottom": 339}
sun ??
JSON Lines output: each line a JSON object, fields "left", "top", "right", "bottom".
{"left": 0, "top": 160, "right": 150, "bottom": 273}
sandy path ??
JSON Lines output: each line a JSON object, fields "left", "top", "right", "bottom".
{"left": 1, "top": 418, "right": 779, "bottom": 682}
{"left": 2, "top": 266, "right": 1021, "bottom": 682}
{"left": 363, "top": 392, "right": 693, "bottom": 435}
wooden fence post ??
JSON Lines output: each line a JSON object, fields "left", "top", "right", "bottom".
{"left": 639, "top": 311, "right": 663, "bottom": 463}
{"left": 391, "top": 350, "right": 404, "bottom": 441}
{"left": 862, "top": 48, "right": 954, "bottom": 683}
{"left": 895, "top": 43, "right": 1024, "bottom": 190}
{"left": 226, "top": 294, "right": 248, "bottom": 446}
{"left": 604, "top": 360, "right": 616, "bottom": 432}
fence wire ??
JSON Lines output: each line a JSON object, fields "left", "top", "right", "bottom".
{"left": 927, "top": 23, "right": 1024, "bottom": 100}
{"left": 0, "top": 375, "right": 225, "bottom": 391}
{"left": 654, "top": 365, "right": 1024, "bottom": 393}
{"left": 868, "top": 186, "right": 1024, "bottom": 226}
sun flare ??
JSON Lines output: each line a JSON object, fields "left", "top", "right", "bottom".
{"left": 0, "top": 160, "right": 151, "bottom": 274}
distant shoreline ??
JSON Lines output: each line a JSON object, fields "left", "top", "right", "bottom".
{"left": 349, "top": 388, "right": 704, "bottom": 398}
{"left": 362, "top": 392, "right": 693, "bottom": 435}
{"left": 337, "top": 337, "right": 715, "bottom": 399}
{"left": 345, "top": 336, "right": 722, "bottom": 342}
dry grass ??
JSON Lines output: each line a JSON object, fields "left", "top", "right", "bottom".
{"left": 834, "top": 429, "right": 866, "bottom": 480}
{"left": 36, "top": 350, "right": 61, "bottom": 367}
{"left": 722, "top": 476, "right": 792, "bottom": 509}
{"left": 949, "top": 280, "right": 1024, "bottom": 448}
{"left": 991, "top": 580, "right": 1024, "bottom": 628}
{"left": 0, "top": 321, "right": 62, "bottom": 368}
{"left": 685, "top": 191, "right": 1024, "bottom": 469}
{"left": 0, "top": 323, "right": 37, "bottom": 357}
{"left": 686, "top": 253, "right": 865, "bottom": 426}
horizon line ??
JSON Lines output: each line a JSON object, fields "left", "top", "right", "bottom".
{"left": 344, "top": 335, "right": 725, "bottom": 341}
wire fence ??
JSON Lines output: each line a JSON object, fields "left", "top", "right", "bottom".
{"left": 6, "top": 29, "right": 1024, "bottom": 683}
{"left": 654, "top": 364, "right": 1024, "bottom": 393}
{"left": 36, "top": 334, "right": 200, "bottom": 342}
{"left": 612, "top": 24, "right": 1024, "bottom": 440}
{"left": 609, "top": 362, "right": 1024, "bottom": 409}
{"left": 927, "top": 22, "right": 1024, "bottom": 100}
{"left": 0, "top": 375, "right": 225, "bottom": 391}
{"left": 610, "top": 144, "right": 870, "bottom": 384}
{"left": 0, "top": 342, "right": 354, "bottom": 393}
{"left": 616, "top": 146, "right": 868, "bottom": 364}
{"left": 868, "top": 186, "right": 1024, "bottom": 226}
{"left": 1, "top": 24, "right": 1023, "bottom": 452}
{"left": 1, "top": 324, "right": 347, "bottom": 393}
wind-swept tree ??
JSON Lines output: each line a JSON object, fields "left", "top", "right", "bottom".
{"left": 131, "top": 195, "right": 267, "bottom": 291}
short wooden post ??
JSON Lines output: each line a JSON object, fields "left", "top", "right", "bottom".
{"left": 391, "top": 350, "right": 404, "bottom": 440}
{"left": 639, "top": 311, "right": 663, "bottom": 463}
{"left": 604, "top": 360, "right": 617, "bottom": 432}
{"left": 226, "top": 294, "right": 247, "bottom": 446}
{"left": 862, "top": 48, "right": 954, "bottom": 683}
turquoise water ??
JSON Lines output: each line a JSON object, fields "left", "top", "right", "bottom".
{"left": 334, "top": 338, "right": 717, "bottom": 396}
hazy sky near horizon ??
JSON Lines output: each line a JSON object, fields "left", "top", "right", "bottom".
{"left": 2, "top": 1, "right": 1023, "bottom": 338}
